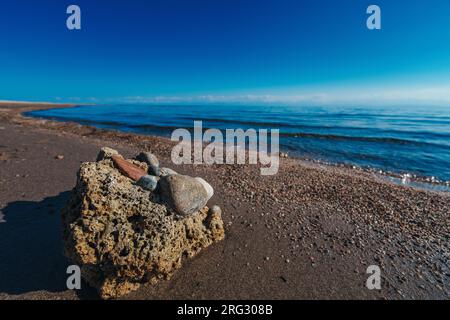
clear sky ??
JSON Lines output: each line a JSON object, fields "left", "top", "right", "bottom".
{"left": 1, "top": 0, "right": 450, "bottom": 106}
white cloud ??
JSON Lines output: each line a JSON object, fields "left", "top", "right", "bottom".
{"left": 120, "top": 84, "right": 450, "bottom": 107}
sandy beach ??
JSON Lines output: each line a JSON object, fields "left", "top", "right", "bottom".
{"left": 0, "top": 102, "right": 448, "bottom": 300}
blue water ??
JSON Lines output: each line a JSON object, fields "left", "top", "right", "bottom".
{"left": 26, "top": 104, "right": 450, "bottom": 183}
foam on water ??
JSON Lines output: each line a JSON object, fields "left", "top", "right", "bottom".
{"left": 26, "top": 104, "right": 450, "bottom": 190}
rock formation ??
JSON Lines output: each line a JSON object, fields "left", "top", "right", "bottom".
{"left": 61, "top": 148, "right": 225, "bottom": 299}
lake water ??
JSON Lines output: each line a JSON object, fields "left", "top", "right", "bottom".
{"left": 26, "top": 104, "right": 450, "bottom": 186}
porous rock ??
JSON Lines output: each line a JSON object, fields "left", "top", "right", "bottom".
{"left": 61, "top": 157, "right": 225, "bottom": 299}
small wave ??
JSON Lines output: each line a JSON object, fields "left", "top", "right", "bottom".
{"left": 28, "top": 112, "right": 450, "bottom": 150}
{"left": 75, "top": 119, "right": 128, "bottom": 127}
{"left": 279, "top": 132, "right": 444, "bottom": 147}
{"left": 179, "top": 116, "right": 360, "bottom": 130}
{"left": 129, "top": 123, "right": 183, "bottom": 131}
{"left": 179, "top": 116, "right": 450, "bottom": 139}
{"left": 24, "top": 114, "right": 129, "bottom": 128}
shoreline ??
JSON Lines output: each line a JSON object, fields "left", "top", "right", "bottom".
{"left": 15, "top": 102, "right": 450, "bottom": 193}
{"left": 1, "top": 101, "right": 449, "bottom": 300}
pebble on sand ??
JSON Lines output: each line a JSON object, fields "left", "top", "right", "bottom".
{"left": 209, "top": 205, "right": 222, "bottom": 216}
{"left": 136, "top": 152, "right": 160, "bottom": 176}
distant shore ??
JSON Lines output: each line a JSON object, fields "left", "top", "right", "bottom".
{"left": 0, "top": 101, "right": 449, "bottom": 300}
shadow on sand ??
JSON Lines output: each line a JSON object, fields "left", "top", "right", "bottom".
{"left": 0, "top": 192, "right": 98, "bottom": 299}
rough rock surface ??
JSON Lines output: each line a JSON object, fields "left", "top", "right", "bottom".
{"left": 61, "top": 157, "right": 225, "bottom": 299}
{"left": 96, "top": 147, "right": 120, "bottom": 161}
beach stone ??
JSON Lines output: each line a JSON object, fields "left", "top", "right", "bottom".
{"left": 137, "top": 175, "right": 158, "bottom": 191}
{"left": 112, "top": 155, "right": 146, "bottom": 181}
{"left": 195, "top": 177, "right": 214, "bottom": 200}
{"left": 159, "top": 174, "right": 210, "bottom": 216}
{"left": 136, "top": 152, "right": 160, "bottom": 176}
{"left": 96, "top": 147, "right": 120, "bottom": 161}
{"left": 160, "top": 167, "right": 178, "bottom": 177}
{"left": 209, "top": 205, "right": 222, "bottom": 216}
{"left": 61, "top": 158, "right": 225, "bottom": 299}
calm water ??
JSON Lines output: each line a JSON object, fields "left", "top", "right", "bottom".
{"left": 27, "top": 104, "right": 450, "bottom": 184}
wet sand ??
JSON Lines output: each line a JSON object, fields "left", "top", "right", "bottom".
{"left": 0, "top": 102, "right": 448, "bottom": 300}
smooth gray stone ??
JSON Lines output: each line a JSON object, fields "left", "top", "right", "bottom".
{"left": 136, "top": 152, "right": 160, "bottom": 176}
{"left": 137, "top": 175, "right": 159, "bottom": 191}
{"left": 160, "top": 167, "right": 178, "bottom": 177}
{"left": 209, "top": 205, "right": 222, "bottom": 216}
{"left": 195, "top": 177, "right": 214, "bottom": 200}
{"left": 159, "top": 174, "right": 209, "bottom": 216}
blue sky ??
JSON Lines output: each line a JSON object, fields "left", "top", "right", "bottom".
{"left": 1, "top": 0, "right": 450, "bottom": 106}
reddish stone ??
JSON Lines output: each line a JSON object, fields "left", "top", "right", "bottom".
{"left": 112, "top": 155, "right": 146, "bottom": 181}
